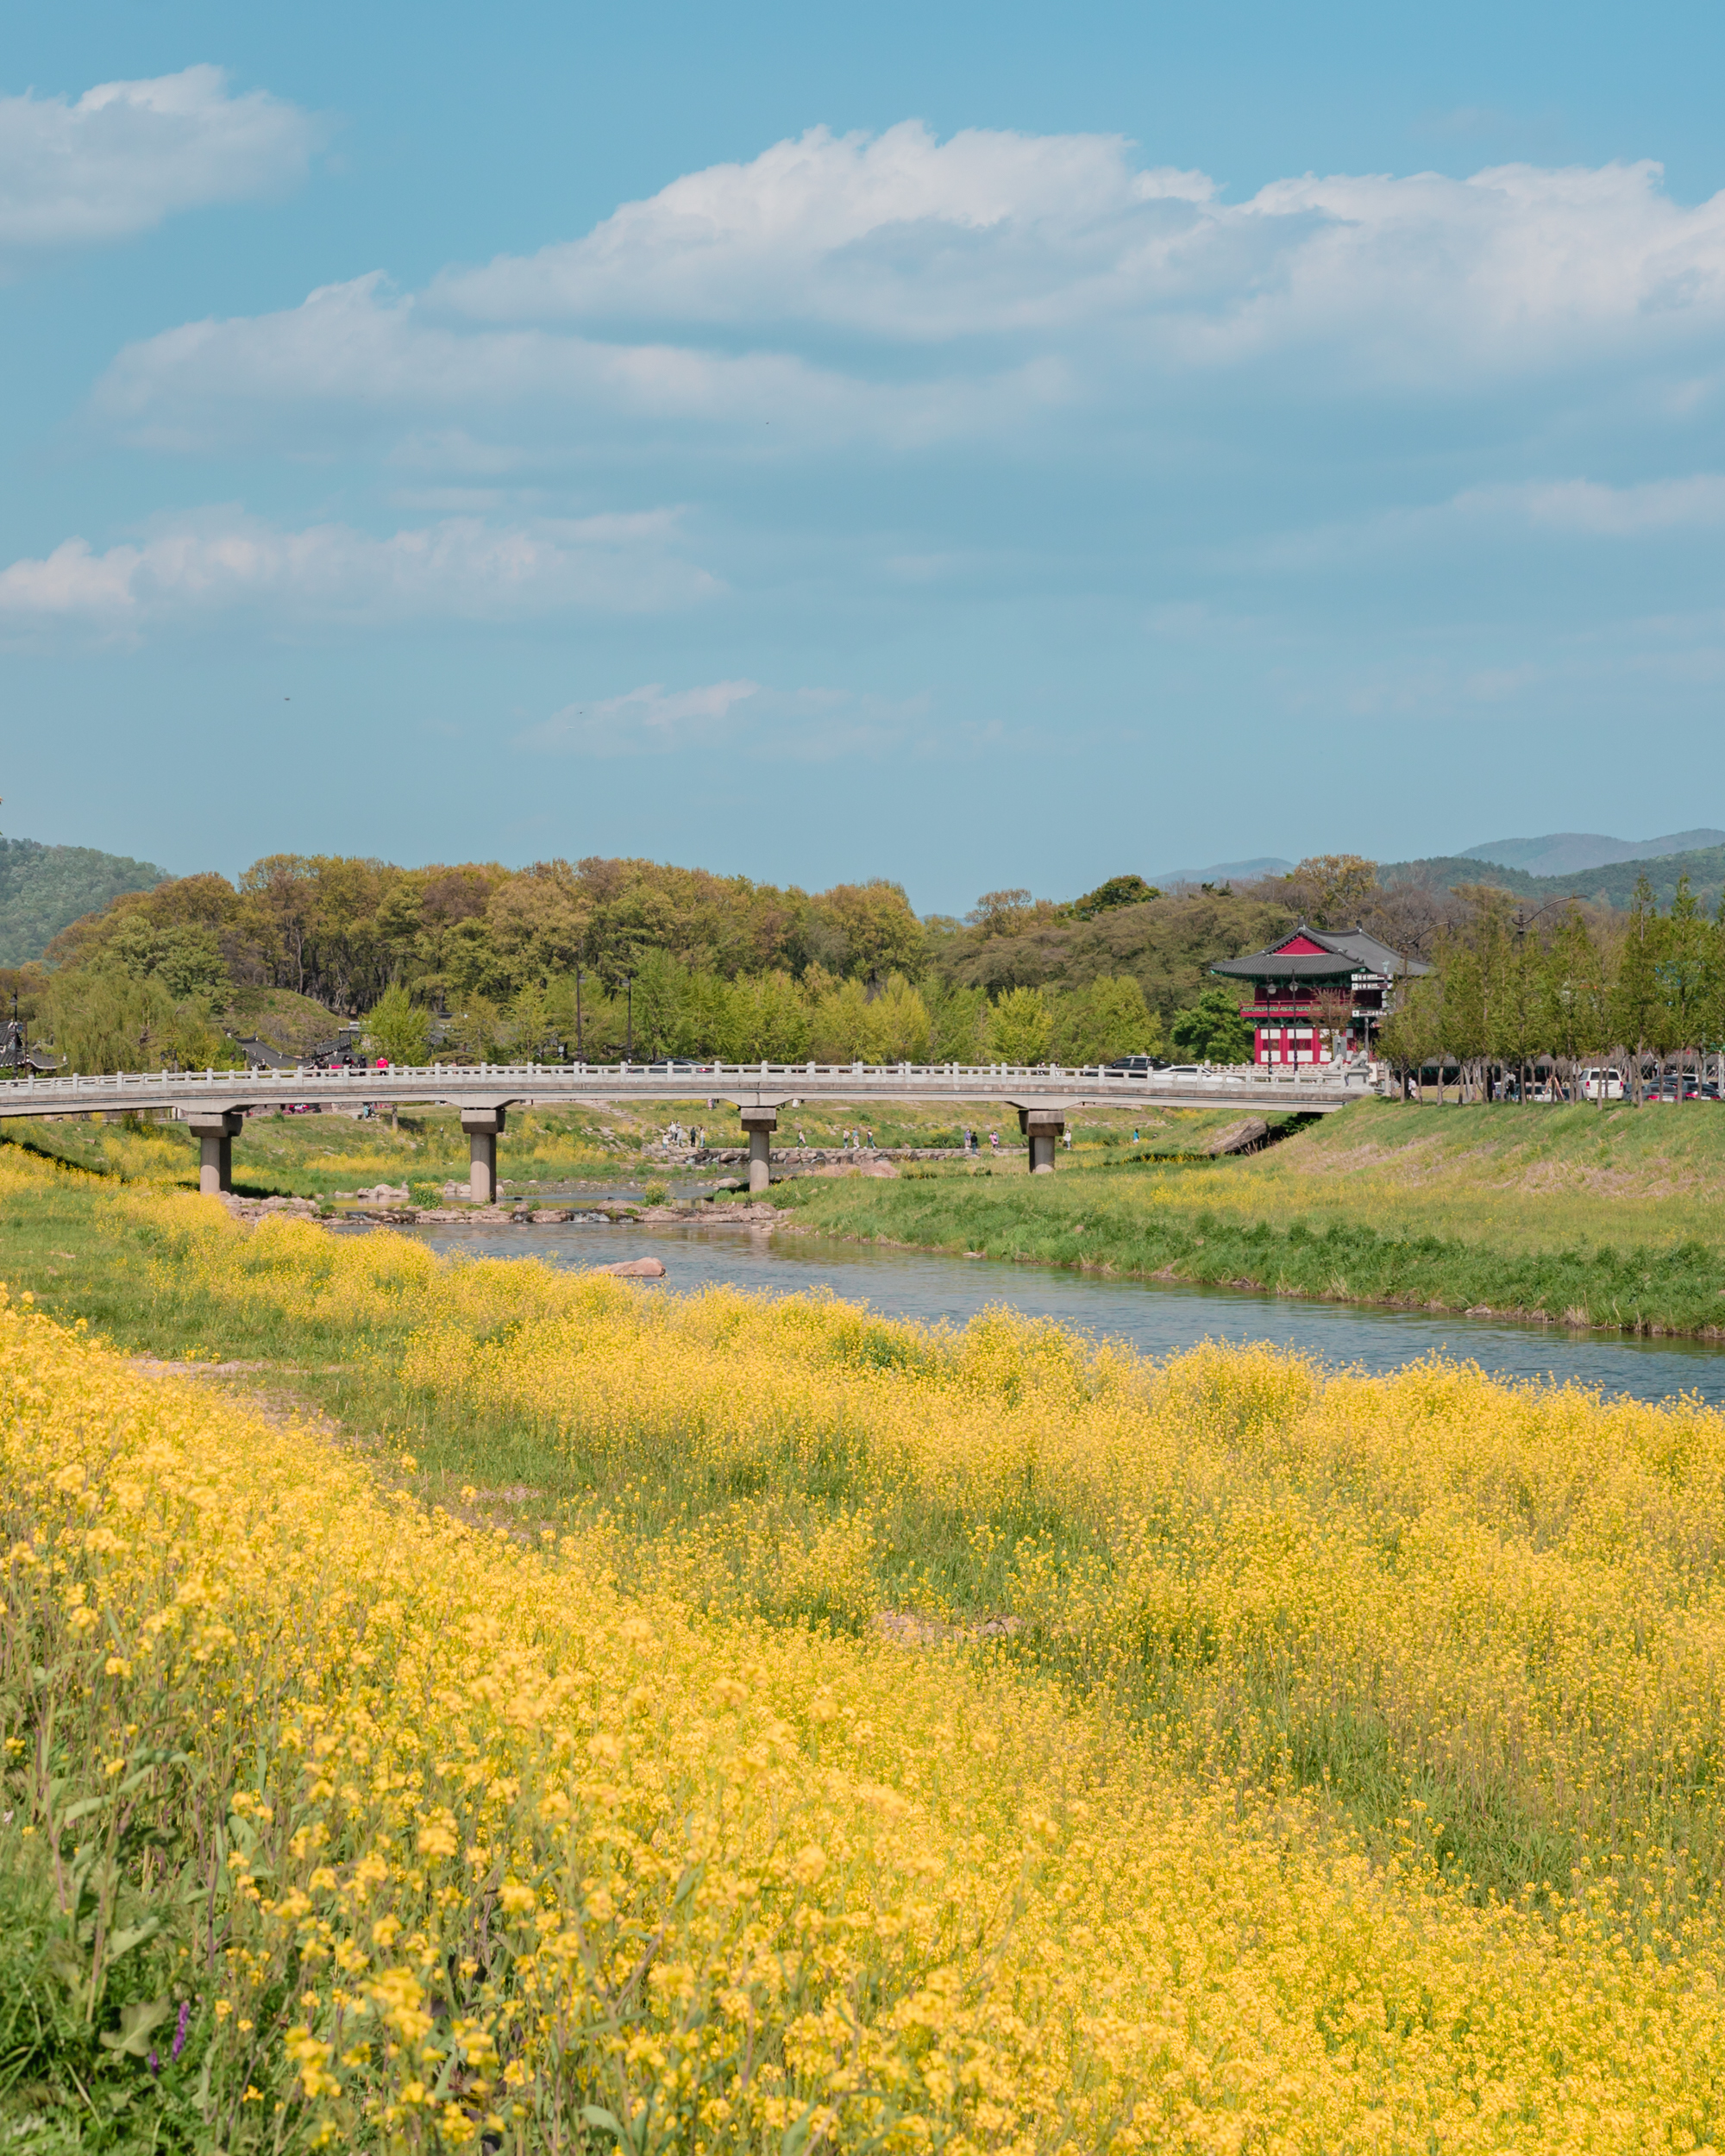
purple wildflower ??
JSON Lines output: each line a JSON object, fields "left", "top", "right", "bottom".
{"left": 148, "top": 2049, "right": 160, "bottom": 2076}
{"left": 172, "top": 2000, "right": 191, "bottom": 2061}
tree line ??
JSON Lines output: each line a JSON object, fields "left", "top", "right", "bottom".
{"left": 357, "top": 967, "right": 1160, "bottom": 1072}
{"left": 2, "top": 853, "right": 1170, "bottom": 1073}
{"left": 1377, "top": 874, "right": 1722, "bottom": 1103}
{"left": 6, "top": 842, "right": 1638, "bottom": 1079}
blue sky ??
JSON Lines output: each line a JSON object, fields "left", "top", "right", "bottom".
{"left": 3, "top": 2, "right": 1725, "bottom": 912}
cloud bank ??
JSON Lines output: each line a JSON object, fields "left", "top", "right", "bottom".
{"left": 437, "top": 122, "right": 1725, "bottom": 371}
{"left": 0, "top": 65, "right": 319, "bottom": 254}
{"left": 0, "top": 510, "right": 716, "bottom": 632}
{"left": 90, "top": 122, "right": 1725, "bottom": 464}
{"left": 20, "top": 119, "right": 1725, "bottom": 655}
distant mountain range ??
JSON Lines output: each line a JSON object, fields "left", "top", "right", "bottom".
{"left": 0, "top": 836, "right": 168, "bottom": 968}
{"left": 1148, "top": 831, "right": 1725, "bottom": 914}
{"left": 1458, "top": 830, "right": 1725, "bottom": 878}
{"left": 1148, "top": 856, "right": 1295, "bottom": 889}
{"left": 1379, "top": 845, "right": 1725, "bottom": 915}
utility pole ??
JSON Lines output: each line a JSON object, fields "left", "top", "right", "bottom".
{"left": 575, "top": 968, "right": 583, "bottom": 1059}
{"left": 625, "top": 975, "right": 634, "bottom": 1059}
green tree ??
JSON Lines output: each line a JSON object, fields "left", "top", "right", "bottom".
{"left": 868, "top": 975, "right": 933, "bottom": 1062}
{"left": 1168, "top": 986, "right": 1253, "bottom": 1064}
{"left": 1655, "top": 874, "right": 1708, "bottom": 1098}
{"left": 449, "top": 993, "right": 501, "bottom": 1064}
{"left": 1494, "top": 927, "right": 1544, "bottom": 1102}
{"left": 1280, "top": 854, "right": 1377, "bottom": 929}
{"left": 628, "top": 949, "right": 690, "bottom": 1060}
{"left": 45, "top": 970, "right": 241, "bottom": 1074}
{"left": 1377, "top": 974, "right": 1440, "bottom": 1098}
{"left": 676, "top": 969, "right": 731, "bottom": 1059}
{"left": 1708, "top": 897, "right": 1725, "bottom": 1098}
{"left": 105, "top": 918, "right": 229, "bottom": 1000}
{"left": 1051, "top": 976, "right": 1161, "bottom": 1063}
{"left": 724, "top": 970, "right": 812, "bottom": 1062}
{"left": 1540, "top": 908, "right": 1608, "bottom": 1103}
{"left": 808, "top": 978, "right": 879, "bottom": 1062}
{"left": 508, "top": 978, "right": 556, "bottom": 1061}
{"left": 986, "top": 986, "right": 1054, "bottom": 1065}
{"left": 1068, "top": 875, "right": 1159, "bottom": 921}
{"left": 361, "top": 982, "right": 432, "bottom": 1067}
{"left": 1610, "top": 874, "right": 1662, "bottom": 1106}
{"left": 925, "top": 982, "right": 989, "bottom": 1062}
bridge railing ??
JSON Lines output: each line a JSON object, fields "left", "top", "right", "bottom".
{"left": 3, "top": 1059, "right": 1378, "bottom": 1099}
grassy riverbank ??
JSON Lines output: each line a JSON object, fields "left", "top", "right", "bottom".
{"left": 0, "top": 1094, "right": 1241, "bottom": 1198}
{"left": 13, "top": 1140, "right": 1725, "bottom": 2147}
{"left": 771, "top": 1099, "right": 1725, "bottom": 1335}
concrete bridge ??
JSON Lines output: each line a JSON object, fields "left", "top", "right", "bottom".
{"left": 0, "top": 1062, "right": 1377, "bottom": 1198}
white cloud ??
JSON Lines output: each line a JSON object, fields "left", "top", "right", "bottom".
{"left": 518, "top": 680, "right": 761, "bottom": 754}
{"left": 1233, "top": 467, "right": 1725, "bottom": 574}
{"left": 435, "top": 124, "right": 1725, "bottom": 373}
{"left": 0, "top": 508, "right": 716, "bottom": 632}
{"left": 435, "top": 122, "right": 1218, "bottom": 340}
{"left": 1508, "top": 474, "right": 1725, "bottom": 534}
{"left": 73, "top": 120, "right": 1725, "bottom": 485}
{"left": 95, "top": 269, "right": 1058, "bottom": 454}
{"left": 0, "top": 65, "right": 317, "bottom": 253}
{"left": 518, "top": 680, "right": 931, "bottom": 760}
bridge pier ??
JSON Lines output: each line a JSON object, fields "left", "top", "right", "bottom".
{"left": 1018, "top": 1107, "right": 1065, "bottom": 1174}
{"left": 461, "top": 1107, "right": 506, "bottom": 1204}
{"left": 740, "top": 1107, "right": 777, "bottom": 1194}
{"left": 187, "top": 1110, "right": 244, "bottom": 1195}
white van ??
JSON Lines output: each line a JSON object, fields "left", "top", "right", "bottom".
{"left": 1579, "top": 1068, "right": 1624, "bottom": 1101}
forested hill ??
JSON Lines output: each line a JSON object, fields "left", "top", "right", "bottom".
{"left": 0, "top": 837, "right": 167, "bottom": 967}
{"left": 1383, "top": 846, "right": 1725, "bottom": 912}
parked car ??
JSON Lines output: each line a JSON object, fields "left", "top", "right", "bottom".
{"left": 1579, "top": 1067, "right": 1625, "bottom": 1101}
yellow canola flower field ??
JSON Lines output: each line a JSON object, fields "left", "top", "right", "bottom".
{"left": 8, "top": 1171, "right": 1725, "bottom": 2147}
{"left": 150, "top": 1194, "right": 1725, "bottom": 1932}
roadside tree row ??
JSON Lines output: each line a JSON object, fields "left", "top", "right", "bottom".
{"left": 1377, "top": 874, "right": 1724, "bottom": 1104}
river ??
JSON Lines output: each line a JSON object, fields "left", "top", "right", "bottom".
{"left": 356, "top": 1188, "right": 1725, "bottom": 1408}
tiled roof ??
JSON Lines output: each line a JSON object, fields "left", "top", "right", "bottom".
{"left": 1210, "top": 923, "right": 1432, "bottom": 981}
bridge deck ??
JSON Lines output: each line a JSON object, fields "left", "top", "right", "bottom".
{"left": 0, "top": 1062, "right": 1377, "bottom": 1120}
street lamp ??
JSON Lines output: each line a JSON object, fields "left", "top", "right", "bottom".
{"left": 574, "top": 968, "right": 584, "bottom": 1060}
{"left": 624, "top": 975, "right": 634, "bottom": 1060}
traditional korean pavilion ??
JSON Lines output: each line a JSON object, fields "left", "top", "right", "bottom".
{"left": 1209, "top": 924, "right": 1428, "bottom": 1066}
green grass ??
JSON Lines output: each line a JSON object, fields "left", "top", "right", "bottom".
{"left": 766, "top": 1099, "right": 1725, "bottom": 1336}
{"left": 2, "top": 1102, "right": 649, "bottom": 1198}
{"left": 0, "top": 1096, "right": 1209, "bottom": 1201}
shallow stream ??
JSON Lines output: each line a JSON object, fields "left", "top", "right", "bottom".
{"left": 346, "top": 1186, "right": 1725, "bottom": 1409}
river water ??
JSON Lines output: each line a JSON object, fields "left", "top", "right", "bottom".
{"left": 373, "top": 1190, "right": 1725, "bottom": 1409}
